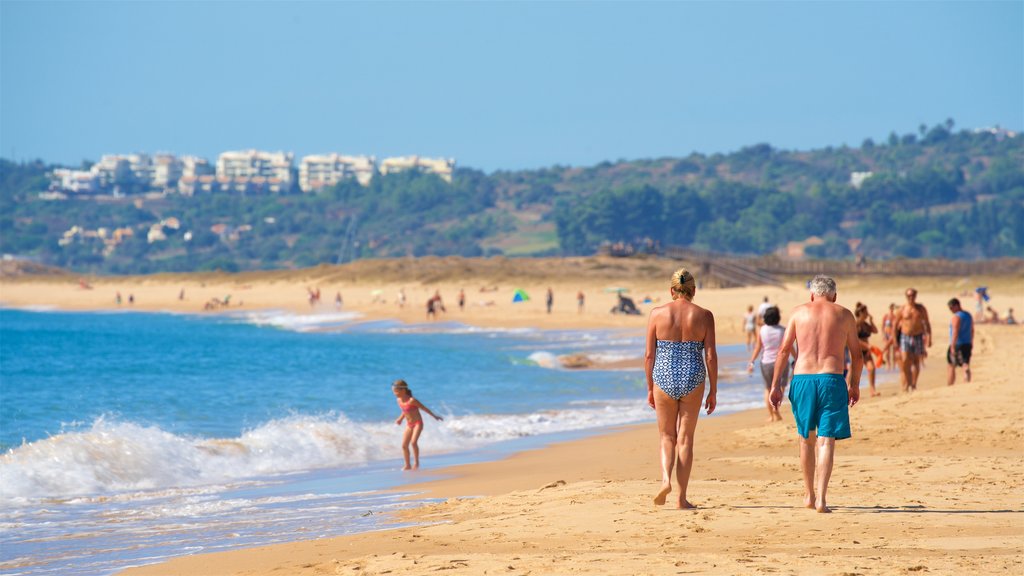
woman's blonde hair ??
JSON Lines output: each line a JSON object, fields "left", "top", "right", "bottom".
{"left": 670, "top": 267, "right": 696, "bottom": 301}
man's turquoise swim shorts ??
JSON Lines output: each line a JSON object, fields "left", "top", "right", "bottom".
{"left": 788, "top": 373, "right": 851, "bottom": 439}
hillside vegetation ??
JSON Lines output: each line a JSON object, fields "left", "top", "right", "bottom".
{"left": 1, "top": 121, "right": 1022, "bottom": 274}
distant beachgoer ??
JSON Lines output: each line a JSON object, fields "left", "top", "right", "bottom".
{"left": 757, "top": 296, "right": 772, "bottom": 326}
{"left": 645, "top": 268, "right": 717, "bottom": 509}
{"left": 426, "top": 291, "right": 445, "bottom": 321}
{"left": 747, "top": 305, "right": 788, "bottom": 422}
{"left": 577, "top": 290, "right": 585, "bottom": 313}
{"left": 546, "top": 288, "right": 554, "bottom": 314}
{"left": 946, "top": 298, "right": 974, "bottom": 386}
{"left": 769, "top": 275, "right": 861, "bottom": 513}
{"left": 116, "top": 291, "right": 122, "bottom": 306}
{"left": 1007, "top": 308, "right": 1017, "bottom": 325}
{"left": 335, "top": 292, "right": 343, "bottom": 310}
{"left": 392, "top": 379, "right": 443, "bottom": 470}
{"left": 128, "top": 294, "right": 134, "bottom": 306}
{"left": 178, "top": 288, "right": 185, "bottom": 301}
{"left": 397, "top": 288, "right": 406, "bottom": 308}
{"left": 896, "top": 288, "right": 931, "bottom": 392}
{"left": 458, "top": 289, "right": 465, "bottom": 311}
{"left": 974, "top": 287, "right": 986, "bottom": 320}
{"left": 856, "top": 304, "right": 880, "bottom": 397}
{"left": 880, "top": 303, "right": 899, "bottom": 371}
{"left": 985, "top": 306, "right": 1000, "bottom": 324}
{"left": 743, "top": 305, "right": 757, "bottom": 351}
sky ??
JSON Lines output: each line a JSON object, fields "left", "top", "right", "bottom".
{"left": 1, "top": 1, "right": 1021, "bottom": 173}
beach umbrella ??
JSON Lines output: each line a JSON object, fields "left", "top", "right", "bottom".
{"left": 371, "top": 289, "right": 384, "bottom": 296}
{"left": 512, "top": 289, "right": 530, "bottom": 303}
{"left": 604, "top": 287, "right": 629, "bottom": 293}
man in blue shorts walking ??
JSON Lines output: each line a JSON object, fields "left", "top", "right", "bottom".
{"left": 770, "top": 275, "right": 861, "bottom": 513}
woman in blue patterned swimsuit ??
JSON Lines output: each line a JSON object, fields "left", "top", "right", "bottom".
{"left": 645, "top": 267, "right": 718, "bottom": 509}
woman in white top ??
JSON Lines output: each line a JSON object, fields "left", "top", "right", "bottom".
{"left": 747, "top": 306, "right": 789, "bottom": 422}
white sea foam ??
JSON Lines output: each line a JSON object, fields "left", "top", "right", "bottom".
{"left": 230, "top": 309, "right": 364, "bottom": 332}
{"left": 0, "top": 402, "right": 658, "bottom": 503}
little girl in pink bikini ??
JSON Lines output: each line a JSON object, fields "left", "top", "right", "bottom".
{"left": 392, "top": 379, "right": 444, "bottom": 470}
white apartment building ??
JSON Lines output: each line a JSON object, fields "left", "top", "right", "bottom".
{"left": 298, "top": 154, "right": 376, "bottom": 192}
{"left": 216, "top": 150, "right": 294, "bottom": 188}
{"left": 51, "top": 169, "right": 100, "bottom": 194}
{"left": 378, "top": 155, "right": 455, "bottom": 183}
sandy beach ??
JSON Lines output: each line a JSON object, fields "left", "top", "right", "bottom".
{"left": 3, "top": 257, "right": 1022, "bottom": 575}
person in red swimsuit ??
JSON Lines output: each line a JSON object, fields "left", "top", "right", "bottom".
{"left": 392, "top": 379, "right": 444, "bottom": 470}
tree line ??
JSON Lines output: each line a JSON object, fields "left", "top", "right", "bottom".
{"left": 1, "top": 121, "right": 1021, "bottom": 274}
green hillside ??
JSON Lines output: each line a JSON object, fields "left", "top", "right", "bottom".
{"left": 1, "top": 121, "right": 1022, "bottom": 274}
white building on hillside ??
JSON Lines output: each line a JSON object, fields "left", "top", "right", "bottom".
{"left": 51, "top": 169, "right": 100, "bottom": 194}
{"left": 378, "top": 156, "right": 455, "bottom": 183}
{"left": 216, "top": 150, "right": 294, "bottom": 190}
{"left": 299, "top": 154, "right": 376, "bottom": 192}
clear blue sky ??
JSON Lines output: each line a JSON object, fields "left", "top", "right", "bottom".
{"left": 2, "top": 1, "right": 1021, "bottom": 172}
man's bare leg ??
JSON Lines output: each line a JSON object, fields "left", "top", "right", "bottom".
{"left": 814, "top": 436, "right": 836, "bottom": 513}
{"left": 905, "top": 352, "right": 921, "bottom": 391}
{"left": 947, "top": 362, "right": 956, "bottom": 386}
{"left": 674, "top": 383, "right": 705, "bottom": 509}
{"left": 799, "top": 434, "right": 816, "bottom": 509}
{"left": 652, "top": 387, "right": 679, "bottom": 505}
{"left": 965, "top": 363, "right": 971, "bottom": 383}
{"left": 910, "top": 355, "right": 921, "bottom": 390}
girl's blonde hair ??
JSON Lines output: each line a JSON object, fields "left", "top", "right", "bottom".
{"left": 392, "top": 379, "right": 412, "bottom": 394}
{"left": 670, "top": 267, "right": 696, "bottom": 301}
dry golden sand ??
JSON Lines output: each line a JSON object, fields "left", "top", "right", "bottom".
{"left": 3, "top": 258, "right": 1023, "bottom": 575}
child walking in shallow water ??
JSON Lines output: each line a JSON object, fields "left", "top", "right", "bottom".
{"left": 392, "top": 379, "right": 443, "bottom": 470}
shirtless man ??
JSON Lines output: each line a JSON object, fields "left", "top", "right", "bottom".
{"left": 896, "top": 288, "right": 931, "bottom": 392}
{"left": 770, "top": 275, "right": 861, "bottom": 513}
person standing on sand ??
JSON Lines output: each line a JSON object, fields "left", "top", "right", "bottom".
{"left": 855, "top": 304, "right": 880, "bottom": 397}
{"left": 392, "top": 379, "right": 444, "bottom": 471}
{"left": 881, "top": 303, "right": 899, "bottom": 371}
{"left": 645, "top": 268, "right": 718, "bottom": 509}
{"left": 747, "top": 305, "right": 788, "bottom": 422}
{"left": 896, "top": 288, "right": 931, "bottom": 392}
{"left": 546, "top": 287, "right": 554, "bottom": 314}
{"left": 947, "top": 298, "right": 974, "bottom": 386}
{"left": 458, "top": 289, "right": 465, "bottom": 312}
{"left": 426, "top": 291, "right": 445, "bottom": 321}
{"left": 577, "top": 290, "right": 585, "bottom": 313}
{"left": 743, "top": 305, "right": 757, "bottom": 351}
{"left": 770, "top": 275, "right": 861, "bottom": 513}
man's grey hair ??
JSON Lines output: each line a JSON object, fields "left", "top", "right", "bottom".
{"left": 810, "top": 275, "right": 837, "bottom": 297}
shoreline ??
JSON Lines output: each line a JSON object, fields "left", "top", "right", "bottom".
{"left": 118, "top": 321, "right": 1024, "bottom": 575}
{"left": 4, "top": 268, "right": 1022, "bottom": 574}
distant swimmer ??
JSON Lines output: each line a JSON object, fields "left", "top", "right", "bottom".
{"left": 645, "top": 268, "right": 717, "bottom": 509}
{"left": 392, "top": 379, "right": 444, "bottom": 470}
{"left": 577, "top": 290, "right": 585, "bottom": 313}
{"left": 896, "top": 288, "right": 931, "bottom": 392}
{"left": 946, "top": 298, "right": 974, "bottom": 386}
{"left": 770, "top": 275, "right": 861, "bottom": 513}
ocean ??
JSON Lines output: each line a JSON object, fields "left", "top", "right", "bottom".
{"left": 0, "top": 308, "right": 761, "bottom": 575}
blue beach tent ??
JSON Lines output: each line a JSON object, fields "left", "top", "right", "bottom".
{"left": 512, "top": 289, "right": 530, "bottom": 303}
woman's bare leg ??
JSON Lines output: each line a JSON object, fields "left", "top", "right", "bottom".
{"left": 653, "top": 386, "right": 680, "bottom": 505}
{"left": 675, "top": 382, "right": 705, "bottom": 509}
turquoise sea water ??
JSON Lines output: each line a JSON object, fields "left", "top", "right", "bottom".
{"left": 0, "top": 308, "right": 759, "bottom": 575}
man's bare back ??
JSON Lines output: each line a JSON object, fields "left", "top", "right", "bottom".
{"left": 785, "top": 300, "right": 860, "bottom": 377}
